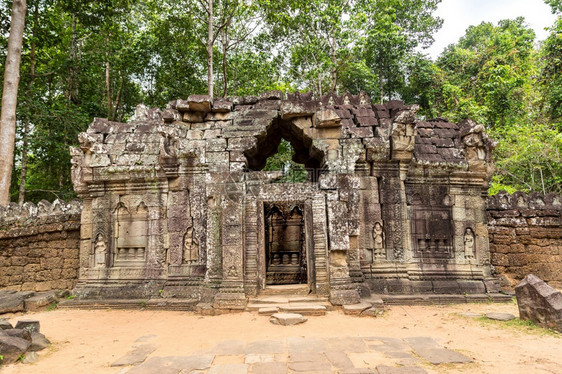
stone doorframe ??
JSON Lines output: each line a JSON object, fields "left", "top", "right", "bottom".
{"left": 243, "top": 183, "right": 330, "bottom": 297}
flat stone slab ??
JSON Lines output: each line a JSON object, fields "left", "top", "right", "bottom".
{"left": 248, "top": 361, "right": 286, "bottom": 374}
{"left": 414, "top": 348, "right": 472, "bottom": 364}
{"left": 111, "top": 344, "right": 157, "bottom": 366}
{"left": 113, "top": 335, "right": 476, "bottom": 373}
{"left": 208, "top": 363, "right": 248, "bottom": 374}
{"left": 245, "top": 339, "right": 286, "bottom": 354}
{"left": 126, "top": 354, "right": 215, "bottom": 374}
{"left": 269, "top": 313, "right": 307, "bottom": 326}
{"left": 485, "top": 312, "right": 516, "bottom": 321}
{"left": 343, "top": 303, "right": 372, "bottom": 315}
{"left": 460, "top": 312, "right": 482, "bottom": 318}
{"left": 377, "top": 365, "right": 427, "bottom": 373}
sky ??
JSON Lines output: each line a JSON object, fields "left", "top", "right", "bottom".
{"left": 426, "top": 0, "right": 558, "bottom": 60}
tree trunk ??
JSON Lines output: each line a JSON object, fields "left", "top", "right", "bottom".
{"left": 0, "top": 0, "right": 27, "bottom": 206}
{"left": 19, "top": 0, "right": 38, "bottom": 205}
{"left": 105, "top": 61, "right": 112, "bottom": 118}
{"left": 207, "top": 0, "right": 214, "bottom": 97}
{"left": 330, "top": 36, "right": 337, "bottom": 93}
{"left": 378, "top": 61, "right": 384, "bottom": 104}
{"left": 66, "top": 15, "right": 77, "bottom": 103}
{"left": 221, "top": 28, "right": 228, "bottom": 98}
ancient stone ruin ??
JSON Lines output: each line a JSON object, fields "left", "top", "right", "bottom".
{"left": 515, "top": 274, "right": 562, "bottom": 332}
{"left": 69, "top": 91, "right": 497, "bottom": 308}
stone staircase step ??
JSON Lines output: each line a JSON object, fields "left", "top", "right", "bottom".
{"left": 278, "top": 304, "right": 326, "bottom": 316}
{"left": 248, "top": 296, "right": 329, "bottom": 305}
{"left": 58, "top": 298, "right": 199, "bottom": 311}
{"left": 247, "top": 303, "right": 283, "bottom": 311}
{"left": 259, "top": 284, "right": 311, "bottom": 296}
{"left": 258, "top": 307, "right": 279, "bottom": 315}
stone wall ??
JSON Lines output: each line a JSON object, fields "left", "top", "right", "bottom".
{"left": 0, "top": 200, "right": 82, "bottom": 291}
{"left": 487, "top": 192, "right": 562, "bottom": 289}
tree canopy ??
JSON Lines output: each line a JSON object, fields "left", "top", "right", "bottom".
{"left": 0, "top": 0, "right": 561, "bottom": 202}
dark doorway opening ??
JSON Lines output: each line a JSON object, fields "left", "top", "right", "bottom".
{"left": 264, "top": 202, "right": 307, "bottom": 285}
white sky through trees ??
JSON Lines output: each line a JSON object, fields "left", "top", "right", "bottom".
{"left": 427, "top": 0, "right": 557, "bottom": 59}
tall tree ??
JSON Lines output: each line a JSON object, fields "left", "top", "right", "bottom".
{"left": 434, "top": 18, "right": 536, "bottom": 127}
{"left": 360, "top": 0, "right": 442, "bottom": 102}
{"left": 539, "top": 17, "right": 562, "bottom": 122}
{"left": 0, "top": 0, "right": 27, "bottom": 206}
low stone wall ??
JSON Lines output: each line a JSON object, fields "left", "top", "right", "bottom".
{"left": 0, "top": 200, "right": 82, "bottom": 291}
{"left": 487, "top": 192, "right": 562, "bottom": 289}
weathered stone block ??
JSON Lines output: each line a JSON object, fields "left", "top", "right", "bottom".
{"left": 187, "top": 94, "right": 213, "bottom": 112}
{"left": 516, "top": 274, "right": 562, "bottom": 332}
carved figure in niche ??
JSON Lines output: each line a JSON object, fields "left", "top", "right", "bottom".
{"left": 373, "top": 222, "right": 385, "bottom": 258}
{"left": 183, "top": 226, "right": 199, "bottom": 263}
{"left": 464, "top": 228, "right": 475, "bottom": 258}
{"left": 391, "top": 123, "right": 415, "bottom": 152}
{"left": 159, "top": 131, "right": 178, "bottom": 159}
{"left": 328, "top": 96, "right": 335, "bottom": 106}
{"left": 343, "top": 94, "right": 351, "bottom": 105}
{"left": 359, "top": 92, "right": 368, "bottom": 105}
{"left": 463, "top": 124, "right": 487, "bottom": 161}
{"left": 69, "top": 147, "right": 85, "bottom": 190}
{"left": 94, "top": 234, "right": 107, "bottom": 268}
{"left": 227, "top": 265, "right": 238, "bottom": 277}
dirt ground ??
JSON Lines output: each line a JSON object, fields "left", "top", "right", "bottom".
{"left": 1, "top": 301, "right": 561, "bottom": 374}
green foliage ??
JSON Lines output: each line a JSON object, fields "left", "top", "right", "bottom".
{"left": 263, "top": 139, "right": 308, "bottom": 183}
{"left": 490, "top": 123, "right": 562, "bottom": 194}
{"left": 546, "top": 0, "right": 562, "bottom": 14}
{"left": 2, "top": 1, "right": 561, "bottom": 200}
{"left": 539, "top": 17, "right": 562, "bottom": 121}
{"left": 435, "top": 18, "right": 536, "bottom": 128}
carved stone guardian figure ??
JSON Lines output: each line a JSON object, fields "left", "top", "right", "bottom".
{"left": 464, "top": 227, "right": 475, "bottom": 259}
{"left": 373, "top": 222, "right": 386, "bottom": 259}
{"left": 94, "top": 234, "right": 107, "bottom": 268}
{"left": 183, "top": 227, "right": 199, "bottom": 263}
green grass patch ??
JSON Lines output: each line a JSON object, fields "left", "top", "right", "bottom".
{"left": 47, "top": 301, "right": 59, "bottom": 311}
{"left": 478, "top": 316, "right": 560, "bottom": 338}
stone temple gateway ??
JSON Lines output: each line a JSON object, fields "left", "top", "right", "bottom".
{"left": 70, "top": 91, "right": 497, "bottom": 309}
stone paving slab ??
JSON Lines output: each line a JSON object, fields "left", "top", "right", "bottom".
{"left": 111, "top": 344, "right": 157, "bottom": 367}
{"left": 248, "top": 361, "right": 286, "bottom": 374}
{"left": 208, "top": 363, "right": 248, "bottom": 374}
{"left": 122, "top": 335, "right": 474, "bottom": 373}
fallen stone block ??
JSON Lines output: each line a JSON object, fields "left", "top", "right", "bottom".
{"left": 0, "top": 335, "right": 31, "bottom": 364}
{"left": 515, "top": 274, "right": 562, "bottom": 332}
{"left": 0, "top": 293, "right": 28, "bottom": 314}
{"left": 24, "top": 291, "right": 57, "bottom": 312}
{"left": 4, "top": 329, "right": 31, "bottom": 342}
{"left": 15, "top": 320, "right": 40, "bottom": 334}
{"left": 0, "top": 319, "right": 13, "bottom": 330}
{"left": 21, "top": 351, "right": 38, "bottom": 364}
{"left": 269, "top": 313, "right": 307, "bottom": 326}
{"left": 29, "top": 332, "right": 50, "bottom": 352}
